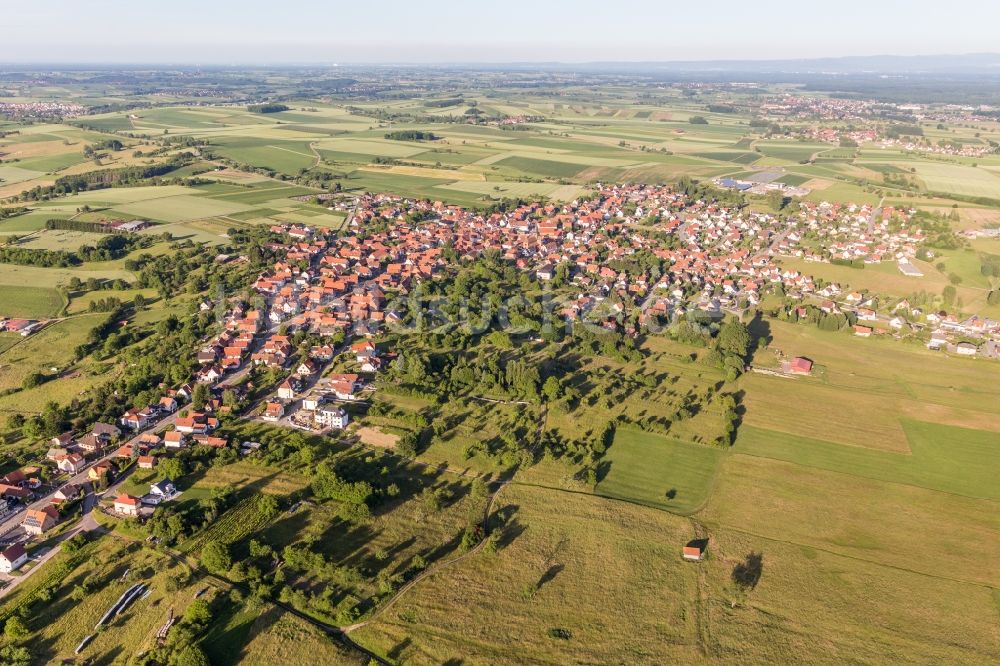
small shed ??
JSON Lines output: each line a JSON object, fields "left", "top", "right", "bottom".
{"left": 683, "top": 538, "right": 708, "bottom": 561}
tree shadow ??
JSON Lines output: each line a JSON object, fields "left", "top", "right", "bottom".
{"left": 732, "top": 551, "right": 764, "bottom": 591}
{"left": 535, "top": 563, "right": 564, "bottom": 591}
{"left": 387, "top": 637, "right": 412, "bottom": 661}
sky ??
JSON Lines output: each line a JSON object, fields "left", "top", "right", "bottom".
{"left": 3, "top": 0, "right": 1000, "bottom": 64}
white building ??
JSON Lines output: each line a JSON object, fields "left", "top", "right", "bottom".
{"left": 0, "top": 544, "right": 28, "bottom": 573}
{"left": 315, "top": 406, "right": 349, "bottom": 430}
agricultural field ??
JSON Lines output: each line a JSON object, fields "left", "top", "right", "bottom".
{"left": 0, "top": 284, "right": 65, "bottom": 318}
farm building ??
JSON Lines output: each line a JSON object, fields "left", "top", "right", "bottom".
{"left": 785, "top": 357, "right": 813, "bottom": 375}
{"left": 683, "top": 539, "right": 707, "bottom": 561}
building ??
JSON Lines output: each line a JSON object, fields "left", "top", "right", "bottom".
{"left": 955, "top": 342, "right": 978, "bottom": 356}
{"left": 263, "top": 402, "right": 284, "bottom": 422}
{"left": 137, "top": 455, "right": 157, "bottom": 469}
{"left": 113, "top": 494, "right": 141, "bottom": 517}
{"left": 0, "top": 544, "right": 28, "bottom": 573}
{"left": 23, "top": 505, "right": 59, "bottom": 535}
{"left": 276, "top": 379, "right": 298, "bottom": 401}
{"left": 163, "top": 431, "right": 186, "bottom": 449}
{"left": 315, "top": 405, "right": 350, "bottom": 429}
{"left": 57, "top": 453, "right": 86, "bottom": 474}
{"left": 52, "top": 483, "right": 83, "bottom": 504}
{"left": 149, "top": 479, "right": 176, "bottom": 498}
{"left": 787, "top": 357, "right": 813, "bottom": 375}
{"left": 682, "top": 539, "right": 707, "bottom": 561}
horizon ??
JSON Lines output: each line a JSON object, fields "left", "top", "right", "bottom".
{"left": 6, "top": 0, "right": 1000, "bottom": 64}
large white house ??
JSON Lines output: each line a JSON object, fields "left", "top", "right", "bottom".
{"left": 315, "top": 405, "right": 349, "bottom": 430}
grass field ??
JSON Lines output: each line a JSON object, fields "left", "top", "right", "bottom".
{"left": 0, "top": 284, "right": 65, "bottom": 318}
{"left": 351, "top": 482, "right": 705, "bottom": 665}
{"left": 595, "top": 428, "right": 722, "bottom": 513}
{"left": 912, "top": 162, "right": 1000, "bottom": 198}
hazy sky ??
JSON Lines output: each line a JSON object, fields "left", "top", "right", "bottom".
{"left": 3, "top": 0, "right": 999, "bottom": 64}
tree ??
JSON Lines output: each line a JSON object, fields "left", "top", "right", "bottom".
{"left": 255, "top": 493, "right": 279, "bottom": 520}
{"left": 172, "top": 645, "right": 210, "bottom": 666}
{"left": 200, "top": 540, "right": 231, "bottom": 574}
{"left": 0, "top": 646, "right": 31, "bottom": 666}
{"left": 716, "top": 320, "right": 751, "bottom": 359}
{"left": 942, "top": 285, "right": 957, "bottom": 306}
{"left": 542, "top": 376, "right": 562, "bottom": 402}
{"left": 191, "top": 383, "right": 209, "bottom": 411}
{"left": 4, "top": 616, "right": 29, "bottom": 640}
{"left": 22, "top": 372, "right": 46, "bottom": 390}
{"left": 182, "top": 599, "right": 212, "bottom": 626}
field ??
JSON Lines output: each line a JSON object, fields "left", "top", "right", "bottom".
{"left": 0, "top": 284, "right": 65, "bottom": 318}
{"left": 351, "top": 483, "right": 706, "bottom": 665}
{"left": 594, "top": 428, "right": 723, "bottom": 513}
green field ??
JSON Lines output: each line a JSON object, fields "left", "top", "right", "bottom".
{"left": 0, "top": 284, "right": 65, "bottom": 318}
{"left": 595, "top": 428, "right": 723, "bottom": 513}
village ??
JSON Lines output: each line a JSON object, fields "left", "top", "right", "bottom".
{"left": 1, "top": 180, "right": 998, "bottom": 589}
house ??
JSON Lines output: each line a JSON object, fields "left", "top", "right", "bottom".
{"left": 956, "top": 342, "right": 978, "bottom": 356}
{"left": 88, "top": 462, "right": 113, "bottom": 484}
{"left": 535, "top": 263, "right": 555, "bottom": 281}
{"left": 23, "top": 505, "right": 59, "bottom": 535}
{"left": 351, "top": 340, "right": 376, "bottom": 362}
{"left": 137, "top": 455, "right": 157, "bottom": 469}
{"left": 46, "top": 447, "right": 69, "bottom": 462}
{"left": 0, "top": 484, "right": 31, "bottom": 501}
{"left": 192, "top": 434, "right": 228, "bottom": 448}
{"left": 52, "top": 483, "right": 83, "bottom": 504}
{"left": 296, "top": 359, "right": 318, "bottom": 376}
{"left": 120, "top": 408, "right": 150, "bottom": 431}
{"left": 263, "top": 401, "right": 284, "bottom": 422}
{"left": 310, "top": 345, "right": 334, "bottom": 361}
{"left": 174, "top": 412, "right": 217, "bottom": 435}
{"left": 276, "top": 379, "right": 298, "bottom": 401}
{"left": 787, "top": 357, "right": 813, "bottom": 375}
{"left": 50, "top": 432, "right": 75, "bottom": 449}
{"left": 163, "top": 431, "right": 186, "bottom": 449}
{"left": 77, "top": 434, "right": 106, "bottom": 455}
{"left": 682, "top": 539, "right": 707, "bottom": 562}
{"left": 150, "top": 479, "right": 176, "bottom": 498}
{"left": 315, "top": 405, "right": 349, "bottom": 429}
{"left": 0, "top": 544, "right": 28, "bottom": 573}
{"left": 114, "top": 494, "right": 141, "bottom": 516}
{"left": 91, "top": 422, "right": 121, "bottom": 440}
{"left": 158, "top": 397, "right": 178, "bottom": 414}
{"left": 853, "top": 325, "right": 872, "bottom": 338}
{"left": 57, "top": 453, "right": 86, "bottom": 474}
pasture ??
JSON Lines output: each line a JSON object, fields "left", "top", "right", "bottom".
{"left": 594, "top": 427, "right": 722, "bottom": 513}
{"left": 0, "top": 284, "right": 65, "bottom": 318}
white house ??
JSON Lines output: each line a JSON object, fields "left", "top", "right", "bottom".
{"left": 163, "top": 431, "right": 186, "bottom": 449}
{"left": 315, "top": 405, "right": 349, "bottom": 430}
{"left": 150, "top": 479, "right": 176, "bottom": 498}
{"left": 57, "top": 453, "right": 86, "bottom": 475}
{"left": 0, "top": 544, "right": 28, "bottom": 573}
